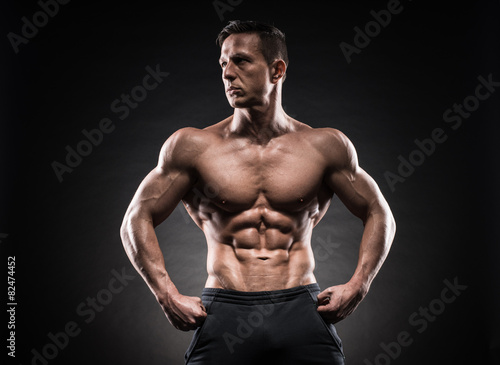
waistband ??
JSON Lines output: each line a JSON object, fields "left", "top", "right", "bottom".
{"left": 201, "top": 283, "right": 320, "bottom": 305}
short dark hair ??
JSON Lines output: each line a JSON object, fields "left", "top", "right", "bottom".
{"left": 216, "top": 20, "right": 289, "bottom": 80}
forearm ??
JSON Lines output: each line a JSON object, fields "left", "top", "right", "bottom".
{"left": 350, "top": 204, "right": 396, "bottom": 293}
{"left": 120, "top": 209, "right": 207, "bottom": 330}
{"left": 120, "top": 210, "right": 179, "bottom": 302}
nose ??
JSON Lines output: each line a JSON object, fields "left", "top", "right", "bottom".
{"left": 222, "top": 61, "right": 236, "bottom": 82}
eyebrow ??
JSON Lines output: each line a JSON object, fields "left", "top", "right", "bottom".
{"left": 219, "top": 52, "right": 253, "bottom": 63}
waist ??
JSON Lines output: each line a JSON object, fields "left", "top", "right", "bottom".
{"left": 201, "top": 283, "right": 320, "bottom": 305}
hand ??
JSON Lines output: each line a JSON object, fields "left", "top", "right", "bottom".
{"left": 317, "top": 282, "right": 367, "bottom": 324}
{"left": 159, "top": 292, "right": 207, "bottom": 331}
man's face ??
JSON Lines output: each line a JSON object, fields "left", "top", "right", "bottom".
{"left": 219, "top": 33, "right": 274, "bottom": 109}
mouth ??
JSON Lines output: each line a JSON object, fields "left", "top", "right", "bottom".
{"left": 227, "top": 86, "right": 241, "bottom": 95}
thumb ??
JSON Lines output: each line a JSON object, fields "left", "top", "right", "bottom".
{"left": 195, "top": 298, "right": 207, "bottom": 315}
{"left": 317, "top": 291, "right": 331, "bottom": 306}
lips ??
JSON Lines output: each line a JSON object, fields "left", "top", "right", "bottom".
{"left": 227, "top": 86, "right": 241, "bottom": 95}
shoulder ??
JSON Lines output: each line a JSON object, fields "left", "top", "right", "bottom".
{"left": 288, "top": 125, "right": 360, "bottom": 178}
{"left": 303, "top": 127, "right": 351, "bottom": 146}
{"left": 161, "top": 126, "right": 210, "bottom": 150}
{"left": 158, "top": 126, "right": 218, "bottom": 170}
{"left": 298, "top": 127, "right": 357, "bottom": 168}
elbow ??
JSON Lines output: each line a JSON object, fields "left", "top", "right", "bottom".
{"left": 367, "top": 202, "right": 396, "bottom": 240}
{"left": 386, "top": 208, "right": 396, "bottom": 240}
{"left": 120, "top": 208, "right": 138, "bottom": 247}
{"left": 120, "top": 213, "right": 139, "bottom": 262}
{"left": 120, "top": 214, "right": 132, "bottom": 250}
{"left": 120, "top": 218, "right": 129, "bottom": 242}
{"left": 120, "top": 207, "right": 151, "bottom": 253}
{"left": 390, "top": 215, "right": 396, "bottom": 238}
{"left": 120, "top": 209, "right": 131, "bottom": 240}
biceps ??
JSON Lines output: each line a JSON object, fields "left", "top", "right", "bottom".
{"left": 128, "top": 166, "right": 194, "bottom": 226}
{"left": 328, "top": 167, "right": 385, "bottom": 221}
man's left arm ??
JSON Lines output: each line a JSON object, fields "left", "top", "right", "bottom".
{"left": 317, "top": 129, "right": 396, "bottom": 324}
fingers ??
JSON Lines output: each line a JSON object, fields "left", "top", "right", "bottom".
{"left": 317, "top": 288, "right": 344, "bottom": 323}
{"left": 316, "top": 302, "right": 331, "bottom": 312}
{"left": 317, "top": 290, "right": 332, "bottom": 306}
{"left": 163, "top": 295, "right": 208, "bottom": 331}
{"left": 195, "top": 307, "right": 208, "bottom": 326}
{"left": 183, "top": 300, "right": 207, "bottom": 329}
{"left": 317, "top": 301, "right": 345, "bottom": 324}
{"left": 317, "top": 289, "right": 330, "bottom": 301}
{"left": 173, "top": 311, "right": 206, "bottom": 331}
{"left": 317, "top": 296, "right": 331, "bottom": 307}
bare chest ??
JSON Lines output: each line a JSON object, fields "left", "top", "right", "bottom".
{"left": 193, "top": 138, "right": 328, "bottom": 211}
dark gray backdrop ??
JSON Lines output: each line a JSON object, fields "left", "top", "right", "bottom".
{"left": 2, "top": 1, "right": 499, "bottom": 364}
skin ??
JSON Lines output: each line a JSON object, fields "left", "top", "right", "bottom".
{"left": 120, "top": 32, "right": 396, "bottom": 332}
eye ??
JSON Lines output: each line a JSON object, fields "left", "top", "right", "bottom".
{"left": 220, "top": 61, "right": 227, "bottom": 68}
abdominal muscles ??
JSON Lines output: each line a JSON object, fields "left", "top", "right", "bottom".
{"left": 203, "top": 210, "right": 317, "bottom": 291}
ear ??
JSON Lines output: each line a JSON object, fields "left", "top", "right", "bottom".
{"left": 270, "top": 59, "right": 287, "bottom": 84}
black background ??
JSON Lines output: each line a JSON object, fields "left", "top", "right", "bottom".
{"left": 2, "top": 0, "right": 499, "bottom": 364}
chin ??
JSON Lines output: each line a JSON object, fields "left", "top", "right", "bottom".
{"left": 229, "top": 97, "right": 260, "bottom": 109}
{"left": 227, "top": 98, "right": 246, "bottom": 109}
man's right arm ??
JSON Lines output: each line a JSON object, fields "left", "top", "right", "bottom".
{"left": 120, "top": 128, "right": 207, "bottom": 331}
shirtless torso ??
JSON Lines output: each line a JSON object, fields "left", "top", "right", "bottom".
{"left": 120, "top": 27, "right": 395, "bottom": 333}
{"left": 183, "top": 117, "right": 340, "bottom": 292}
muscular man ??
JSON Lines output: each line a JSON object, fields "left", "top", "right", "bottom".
{"left": 120, "top": 20, "right": 396, "bottom": 365}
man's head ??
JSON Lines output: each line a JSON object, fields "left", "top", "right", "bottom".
{"left": 217, "top": 21, "right": 289, "bottom": 109}
{"left": 217, "top": 20, "right": 289, "bottom": 79}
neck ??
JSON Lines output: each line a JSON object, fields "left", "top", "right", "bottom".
{"left": 229, "top": 95, "right": 293, "bottom": 144}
